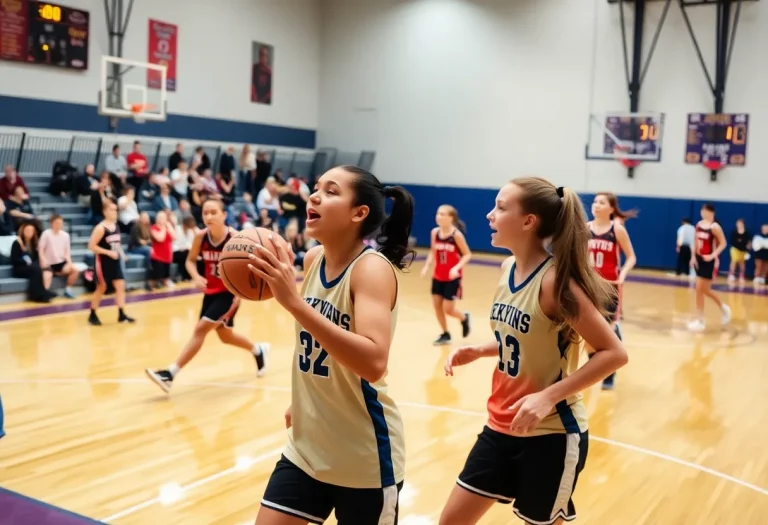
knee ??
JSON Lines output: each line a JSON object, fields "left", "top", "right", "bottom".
{"left": 216, "top": 327, "right": 232, "bottom": 343}
{"left": 442, "top": 301, "right": 454, "bottom": 314}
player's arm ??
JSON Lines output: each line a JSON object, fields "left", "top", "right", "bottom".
{"left": 37, "top": 232, "right": 49, "bottom": 269}
{"left": 87, "top": 225, "right": 111, "bottom": 256}
{"left": 712, "top": 223, "right": 727, "bottom": 258}
{"left": 287, "top": 254, "right": 397, "bottom": 383}
{"left": 615, "top": 224, "right": 636, "bottom": 283}
{"left": 420, "top": 228, "right": 437, "bottom": 277}
{"left": 452, "top": 230, "right": 472, "bottom": 272}
{"left": 185, "top": 231, "right": 205, "bottom": 281}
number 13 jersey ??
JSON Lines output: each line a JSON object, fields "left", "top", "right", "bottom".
{"left": 487, "top": 257, "right": 587, "bottom": 437}
{"left": 284, "top": 246, "right": 405, "bottom": 489}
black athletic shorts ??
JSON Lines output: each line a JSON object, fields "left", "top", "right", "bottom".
{"left": 96, "top": 256, "right": 124, "bottom": 283}
{"left": 199, "top": 291, "right": 238, "bottom": 327}
{"left": 149, "top": 260, "right": 170, "bottom": 281}
{"left": 262, "top": 455, "right": 403, "bottom": 525}
{"left": 431, "top": 278, "right": 462, "bottom": 300}
{"left": 49, "top": 261, "right": 66, "bottom": 273}
{"left": 604, "top": 284, "right": 620, "bottom": 323}
{"left": 695, "top": 255, "right": 717, "bottom": 280}
{"left": 457, "top": 425, "right": 588, "bottom": 525}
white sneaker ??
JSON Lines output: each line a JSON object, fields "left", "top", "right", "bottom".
{"left": 687, "top": 319, "right": 706, "bottom": 332}
{"left": 721, "top": 304, "right": 731, "bottom": 325}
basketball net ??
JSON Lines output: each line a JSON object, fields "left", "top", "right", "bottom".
{"left": 130, "top": 103, "right": 156, "bottom": 124}
{"left": 613, "top": 144, "right": 640, "bottom": 168}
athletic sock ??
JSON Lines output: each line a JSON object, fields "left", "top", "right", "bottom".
{"left": 168, "top": 364, "right": 180, "bottom": 377}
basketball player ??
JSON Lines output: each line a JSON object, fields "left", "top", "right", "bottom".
{"left": 247, "top": 165, "right": 414, "bottom": 524}
{"left": 421, "top": 205, "right": 472, "bottom": 345}
{"left": 87, "top": 201, "right": 134, "bottom": 325}
{"left": 145, "top": 198, "right": 268, "bottom": 393}
{"left": 439, "top": 178, "right": 628, "bottom": 525}
{"left": 688, "top": 203, "right": 730, "bottom": 332}
{"left": 587, "top": 192, "right": 636, "bottom": 390}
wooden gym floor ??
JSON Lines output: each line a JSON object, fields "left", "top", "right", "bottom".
{"left": 1, "top": 255, "right": 767, "bottom": 524}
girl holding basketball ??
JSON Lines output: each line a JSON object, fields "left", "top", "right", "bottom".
{"left": 439, "top": 179, "right": 627, "bottom": 525}
{"left": 586, "top": 192, "right": 636, "bottom": 390}
{"left": 421, "top": 205, "right": 472, "bottom": 345}
{"left": 248, "top": 165, "right": 414, "bottom": 525}
{"left": 88, "top": 201, "right": 135, "bottom": 326}
{"left": 145, "top": 198, "right": 268, "bottom": 393}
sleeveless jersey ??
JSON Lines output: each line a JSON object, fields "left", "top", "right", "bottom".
{"left": 695, "top": 221, "right": 715, "bottom": 256}
{"left": 588, "top": 222, "right": 620, "bottom": 282}
{"left": 283, "top": 247, "right": 405, "bottom": 489}
{"left": 433, "top": 229, "right": 462, "bottom": 282}
{"left": 487, "top": 257, "right": 588, "bottom": 436}
{"left": 200, "top": 228, "right": 232, "bottom": 295}
{"left": 97, "top": 222, "right": 121, "bottom": 258}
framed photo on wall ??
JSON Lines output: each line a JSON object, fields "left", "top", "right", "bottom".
{"left": 251, "top": 41, "right": 273, "bottom": 105}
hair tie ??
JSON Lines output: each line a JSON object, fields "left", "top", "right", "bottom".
{"left": 382, "top": 185, "right": 394, "bottom": 197}
{"left": 556, "top": 186, "right": 564, "bottom": 198}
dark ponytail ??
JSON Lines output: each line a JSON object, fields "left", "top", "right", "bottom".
{"left": 342, "top": 165, "right": 416, "bottom": 270}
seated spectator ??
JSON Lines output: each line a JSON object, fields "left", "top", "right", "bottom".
{"left": 198, "top": 169, "right": 219, "bottom": 197}
{"left": 152, "top": 184, "right": 179, "bottom": 214}
{"left": 126, "top": 140, "right": 149, "bottom": 192}
{"left": 49, "top": 161, "right": 77, "bottom": 197}
{"left": 219, "top": 146, "right": 236, "bottom": 179}
{"left": 254, "top": 150, "right": 271, "bottom": 196}
{"left": 90, "top": 171, "right": 117, "bottom": 225}
{"left": 105, "top": 144, "right": 128, "bottom": 188}
{"left": 38, "top": 214, "right": 79, "bottom": 298}
{"left": 239, "top": 144, "right": 256, "bottom": 194}
{"left": 173, "top": 213, "right": 198, "bottom": 281}
{"left": 0, "top": 165, "right": 29, "bottom": 201}
{"left": 216, "top": 167, "right": 236, "bottom": 206}
{"left": 192, "top": 146, "right": 211, "bottom": 174}
{"left": 152, "top": 166, "right": 172, "bottom": 189}
{"left": 0, "top": 200, "right": 16, "bottom": 258}
{"left": 170, "top": 161, "right": 190, "bottom": 202}
{"left": 117, "top": 186, "right": 139, "bottom": 233}
{"left": 237, "top": 192, "right": 259, "bottom": 229}
{"left": 279, "top": 177, "right": 308, "bottom": 231}
{"left": 168, "top": 143, "right": 184, "bottom": 172}
{"left": 272, "top": 168, "right": 285, "bottom": 185}
{"left": 4, "top": 185, "right": 37, "bottom": 230}
{"left": 74, "top": 164, "right": 99, "bottom": 206}
{"left": 149, "top": 210, "right": 175, "bottom": 289}
{"left": 10, "top": 223, "right": 53, "bottom": 303}
{"left": 284, "top": 219, "right": 307, "bottom": 269}
{"left": 256, "top": 176, "right": 281, "bottom": 231}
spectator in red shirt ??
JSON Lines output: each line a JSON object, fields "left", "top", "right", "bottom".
{"left": 149, "top": 210, "right": 175, "bottom": 289}
{"left": 126, "top": 141, "right": 149, "bottom": 193}
{"left": 0, "top": 165, "right": 29, "bottom": 201}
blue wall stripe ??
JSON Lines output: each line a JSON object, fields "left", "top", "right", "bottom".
{"left": 0, "top": 95, "right": 316, "bottom": 149}
{"left": 360, "top": 379, "right": 396, "bottom": 487}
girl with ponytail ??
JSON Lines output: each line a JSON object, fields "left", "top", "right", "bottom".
{"left": 440, "top": 177, "right": 628, "bottom": 525}
{"left": 421, "top": 205, "right": 472, "bottom": 345}
{"left": 248, "top": 165, "right": 413, "bottom": 524}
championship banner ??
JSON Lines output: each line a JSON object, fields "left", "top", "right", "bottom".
{"left": 147, "top": 19, "right": 177, "bottom": 91}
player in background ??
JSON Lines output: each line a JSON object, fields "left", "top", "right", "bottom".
{"left": 727, "top": 218, "right": 750, "bottom": 286}
{"left": 145, "top": 198, "right": 268, "bottom": 393}
{"left": 753, "top": 224, "right": 768, "bottom": 287}
{"left": 439, "top": 179, "right": 627, "bottom": 525}
{"left": 688, "top": 203, "right": 730, "bottom": 332}
{"left": 248, "top": 166, "right": 413, "bottom": 524}
{"left": 87, "top": 201, "right": 134, "bottom": 325}
{"left": 586, "top": 192, "right": 636, "bottom": 390}
{"left": 421, "top": 205, "right": 472, "bottom": 345}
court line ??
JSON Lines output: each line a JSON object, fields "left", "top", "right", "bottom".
{"left": 2, "top": 376, "right": 766, "bottom": 522}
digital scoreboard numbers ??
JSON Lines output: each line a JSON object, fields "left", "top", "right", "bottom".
{"left": 602, "top": 116, "right": 661, "bottom": 157}
{"left": 685, "top": 113, "right": 749, "bottom": 166}
{"left": 0, "top": 0, "right": 89, "bottom": 70}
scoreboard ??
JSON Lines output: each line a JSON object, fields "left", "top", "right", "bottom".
{"left": 0, "top": 0, "right": 90, "bottom": 70}
{"left": 602, "top": 115, "right": 661, "bottom": 157}
{"left": 685, "top": 113, "right": 749, "bottom": 166}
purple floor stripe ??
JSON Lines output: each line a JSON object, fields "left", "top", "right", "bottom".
{"left": 0, "top": 488, "right": 104, "bottom": 524}
{"left": 0, "top": 256, "right": 763, "bottom": 323}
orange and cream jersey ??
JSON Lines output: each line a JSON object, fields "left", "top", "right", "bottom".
{"left": 487, "top": 257, "right": 588, "bottom": 436}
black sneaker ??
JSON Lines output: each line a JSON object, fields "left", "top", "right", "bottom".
{"left": 433, "top": 332, "right": 451, "bottom": 346}
{"left": 88, "top": 312, "right": 102, "bottom": 326}
{"left": 145, "top": 369, "right": 173, "bottom": 393}
{"left": 461, "top": 312, "right": 471, "bottom": 338}
{"left": 118, "top": 312, "right": 136, "bottom": 323}
{"left": 254, "top": 343, "right": 270, "bottom": 377}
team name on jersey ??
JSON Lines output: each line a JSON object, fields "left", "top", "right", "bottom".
{"left": 202, "top": 250, "right": 220, "bottom": 262}
{"left": 105, "top": 233, "right": 121, "bottom": 244}
{"left": 696, "top": 230, "right": 711, "bottom": 240}
{"left": 435, "top": 242, "right": 457, "bottom": 252}
{"left": 490, "top": 303, "right": 531, "bottom": 334}
{"left": 588, "top": 238, "right": 614, "bottom": 252}
{"left": 305, "top": 297, "right": 351, "bottom": 331}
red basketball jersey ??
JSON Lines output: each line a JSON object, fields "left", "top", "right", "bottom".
{"left": 433, "top": 229, "right": 462, "bottom": 282}
{"left": 588, "top": 222, "right": 621, "bottom": 282}
{"left": 695, "top": 221, "right": 715, "bottom": 256}
{"left": 200, "top": 228, "right": 233, "bottom": 295}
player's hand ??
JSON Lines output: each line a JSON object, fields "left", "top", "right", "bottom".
{"left": 448, "top": 266, "right": 461, "bottom": 280}
{"left": 248, "top": 235, "right": 300, "bottom": 308}
{"left": 617, "top": 272, "right": 626, "bottom": 285}
{"left": 702, "top": 254, "right": 716, "bottom": 262}
{"left": 445, "top": 345, "right": 483, "bottom": 376}
{"left": 109, "top": 250, "right": 119, "bottom": 260}
{"left": 420, "top": 266, "right": 428, "bottom": 278}
{"left": 508, "top": 391, "right": 555, "bottom": 435}
{"left": 285, "top": 406, "right": 292, "bottom": 429}
{"left": 690, "top": 257, "right": 698, "bottom": 269}
{"left": 194, "top": 276, "right": 207, "bottom": 290}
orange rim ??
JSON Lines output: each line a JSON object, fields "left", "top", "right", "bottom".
{"left": 130, "top": 103, "right": 158, "bottom": 114}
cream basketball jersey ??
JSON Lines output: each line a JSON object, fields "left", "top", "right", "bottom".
{"left": 283, "top": 246, "right": 406, "bottom": 489}
{"left": 487, "top": 257, "right": 588, "bottom": 437}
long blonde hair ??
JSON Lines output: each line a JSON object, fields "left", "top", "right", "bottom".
{"left": 512, "top": 177, "right": 614, "bottom": 342}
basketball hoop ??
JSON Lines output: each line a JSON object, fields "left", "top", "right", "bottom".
{"left": 613, "top": 145, "right": 641, "bottom": 169}
{"left": 704, "top": 159, "right": 724, "bottom": 172}
{"left": 130, "top": 103, "right": 157, "bottom": 124}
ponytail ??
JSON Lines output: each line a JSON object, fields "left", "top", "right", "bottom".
{"left": 377, "top": 186, "right": 416, "bottom": 269}
{"left": 551, "top": 188, "right": 615, "bottom": 342}
{"left": 596, "top": 192, "right": 638, "bottom": 221}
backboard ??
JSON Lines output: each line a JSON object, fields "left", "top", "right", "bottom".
{"left": 585, "top": 111, "right": 664, "bottom": 162}
{"left": 98, "top": 55, "right": 167, "bottom": 122}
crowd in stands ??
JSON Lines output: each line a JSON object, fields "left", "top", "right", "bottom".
{"left": 0, "top": 140, "right": 313, "bottom": 303}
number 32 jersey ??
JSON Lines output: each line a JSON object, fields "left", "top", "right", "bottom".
{"left": 487, "top": 257, "right": 587, "bottom": 437}
{"left": 283, "top": 246, "right": 405, "bottom": 489}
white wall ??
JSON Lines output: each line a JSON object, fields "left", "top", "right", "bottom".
{"left": 0, "top": 0, "right": 320, "bottom": 130}
{"left": 317, "top": 0, "right": 768, "bottom": 201}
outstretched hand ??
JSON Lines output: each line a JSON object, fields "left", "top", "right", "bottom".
{"left": 248, "top": 235, "right": 299, "bottom": 308}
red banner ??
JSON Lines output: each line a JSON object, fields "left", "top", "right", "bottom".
{"left": 147, "top": 19, "right": 177, "bottom": 91}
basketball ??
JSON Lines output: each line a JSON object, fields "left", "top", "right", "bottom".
{"left": 218, "top": 228, "right": 289, "bottom": 301}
